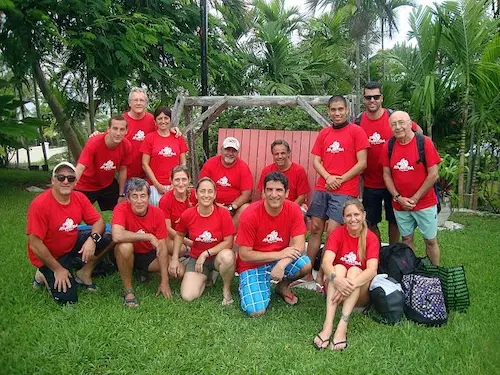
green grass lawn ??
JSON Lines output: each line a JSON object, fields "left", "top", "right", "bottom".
{"left": 0, "top": 169, "right": 499, "bottom": 375}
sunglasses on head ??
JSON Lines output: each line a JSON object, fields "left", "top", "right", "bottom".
{"left": 364, "top": 95, "right": 382, "bottom": 101}
{"left": 55, "top": 174, "right": 76, "bottom": 183}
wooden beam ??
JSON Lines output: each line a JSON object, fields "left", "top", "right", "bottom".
{"left": 183, "top": 95, "right": 334, "bottom": 107}
{"left": 296, "top": 96, "right": 331, "bottom": 128}
{"left": 194, "top": 103, "right": 228, "bottom": 138}
{"left": 184, "top": 97, "right": 228, "bottom": 134}
{"left": 170, "top": 94, "right": 185, "bottom": 128}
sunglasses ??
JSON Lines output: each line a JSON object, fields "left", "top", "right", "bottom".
{"left": 55, "top": 174, "right": 77, "bottom": 183}
{"left": 364, "top": 95, "right": 382, "bottom": 101}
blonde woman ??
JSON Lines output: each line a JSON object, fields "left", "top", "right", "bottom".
{"left": 313, "top": 198, "right": 380, "bottom": 351}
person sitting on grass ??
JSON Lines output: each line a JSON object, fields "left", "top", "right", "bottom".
{"left": 158, "top": 165, "right": 197, "bottom": 279}
{"left": 236, "top": 171, "right": 312, "bottom": 317}
{"left": 111, "top": 178, "right": 173, "bottom": 307}
{"left": 27, "top": 162, "right": 113, "bottom": 305}
{"left": 313, "top": 198, "right": 379, "bottom": 351}
{"left": 169, "top": 177, "right": 236, "bottom": 305}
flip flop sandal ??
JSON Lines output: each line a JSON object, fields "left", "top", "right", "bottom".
{"left": 222, "top": 297, "right": 234, "bottom": 306}
{"left": 74, "top": 276, "right": 98, "bottom": 292}
{"left": 122, "top": 289, "right": 139, "bottom": 307}
{"left": 32, "top": 277, "right": 45, "bottom": 290}
{"left": 312, "top": 333, "right": 331, "bottom": 350}
{"left": 276, "top": 289, "right": 299, "bottom": 305}
{"left": 331, "top": 339, "right": 348, "bottom": 351}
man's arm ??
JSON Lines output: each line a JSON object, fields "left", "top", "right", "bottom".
{"left": 117, "top": 166, "right": 127, "bottom": 200}
{"left": 79, "top": 218, "right": 105, "bottom": 263}
{"left": 272, "top": 234, "right": 306, "bottom": 269}
{"left": 410, "top": 165, "right": 439, "bottom": 203}
{"left": 294, "top": 195, "right": 306, "bottom": 206}
{"left": 75, "top": 163, "right": 86, "bottom": 181}
{"left": 29, "top": 234, "right": 72, "bottom": 292}
{"left": 112, "top": 224, "right": 157, "bottom": 244}
{"left": 340, "top": 149, "right": 367, "bottom": 183}
{"left": 239, "top": 238, "right": 303, "bottom": 264}
{"left": 383, "top": 166, "right": 415, "bottom": 211}
{"left": 231, "top": 190, "right": 252, "bottom": 209}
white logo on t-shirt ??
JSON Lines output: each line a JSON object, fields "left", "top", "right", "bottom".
{"left": 340, "top": 251, "right": 361, "bottom": 266}
{"left": 327, "top": 141, "right": 344, "bottom": 153}
{"left": 100, "top": 160, "right": 116, "bottom": 171}
{"left": 262, "top": 230, "right": 283, "bottom": 244}
{"left": 132, "top": 130, "right": 146, "bottom": 141}
{"left": 59, "top": 218, "right": 78, "bottom": 232}
{"left": 217, "top": 176, "right": 231, "bottom": 187}
{"left": 159, "top": 146, "right": 176, "bottom": 157}
{"left": 393, "top": 158, "right": 414, "bottom": 172}
{"left": 195, "top": 230, "right": 218, "bottom": 243}
{"left": 369, "top": 132, "right": 385, "bottom": 145}
{"left": 137, "top": 229, "right": 146, "bottom": 234}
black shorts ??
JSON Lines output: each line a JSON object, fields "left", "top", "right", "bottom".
{"left": 38, "top": 230, "right": 112, "bottom": 305}
{"left": 133, "top": 250, "right": 157, "bottom": 272}
{"left": 77, "top": 179, "right": 119, "bottom": 211}
{"left": 362, "top": 187, "right": 396, "bottom": 226}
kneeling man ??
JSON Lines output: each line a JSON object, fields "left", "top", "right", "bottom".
{"left": 27, "top": 162, "right": 112, "bottom": 305}
{"left": 111, "top": 178, "right": 172, "bottom": 307}
{"left": 236, "top": 171, "right": 312, "bottom": 316}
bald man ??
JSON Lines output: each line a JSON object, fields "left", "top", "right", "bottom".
{"left": 381, "top": 111, "right": 441, "bottom": 264}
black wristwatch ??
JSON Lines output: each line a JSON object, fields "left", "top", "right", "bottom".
{"left": 119, "top": 193, "right": 126, "bottom": 198}
{"left": 90, "top": 232, "right": 102, "bottom": 243}
{"left": 227, "top": 204, "right": 237, "bottom": 216}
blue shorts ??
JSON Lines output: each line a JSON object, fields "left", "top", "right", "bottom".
{"left": 306, "top": 190, "right": 351, "bottom": 224}
{"left": 238, "top": 255, "right": 311, "bottom": 315}
{"left": 394, "top": 205, "right": 438, "bottom": 239}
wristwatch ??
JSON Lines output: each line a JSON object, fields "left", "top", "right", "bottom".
{"left": 227, "top": 204, "right": 237, "bottom": 216}
{"left": 119, "top": 193, "right": 126, "bottom": 198}
{"left": 393, "top": 194, "right": 401, "bottom": 202}
{"left": 90, "top": 232, "right": 102, "bottom": 244}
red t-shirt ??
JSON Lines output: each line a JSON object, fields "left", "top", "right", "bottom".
{"left": 111, "top": 201, "right": 167, "bottom": 254}
{"left": 381, "top": 135, "right": 441, "bottom": 211}
{"left": 26, "top": 189, "right": 101, "bottom": 268}
{"left": 139, "top": 131, "right": 189, "bottom": 185}
{"left": 311, "top": 124, "right": 369, "bottom": 196}
{"left": 158, "top": 189, "right": 197, "bottom": 231}
{"left": 359, "top": 110, "right": 420, "bottom": 188}
{"left": 176, "top": 205, "right": 236, "bottom": 259}
{"left": 199, "top": 156, "right": 253, "bottom": 205}
{"left": 325, "top": 225, "right": 380, "bottom": 270}
{"left": 257, "top": 162, "right": 310, "bottom": 202}
{"left": 123, "top": 112, "right": 156, "bottom": 179}
{"left": 75, "top": 133, "right": 132, "bottom": 191}
{"left": 235, "top": 200, "right": 307, "bottom": 273}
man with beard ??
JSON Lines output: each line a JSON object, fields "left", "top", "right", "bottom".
{"left": 199, "top": 137, "right": 253, "bottom": 228}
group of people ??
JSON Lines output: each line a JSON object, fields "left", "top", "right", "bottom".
{"left": 26, "top": 82, "right": 441, "bottom": 351}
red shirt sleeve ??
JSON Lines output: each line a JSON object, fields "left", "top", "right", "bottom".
{"left": 239, "top": 160, "right": 253, "bottom": 191}
{"left": 139, "top": 132, "right": 154, "bottom": 155}
{"left": 311, "top": 128, "right": 326, "bottom": 157}
{"left": 122, "top": 139, "right": 133, "bottom": 166}
{"left": 26, "top": 199, "right": 47, "bottom": 239}
{"left": 198, "top": 157, "right": 214, "bottom": 179}
{"left": 154, "top": 209, "right": 167, "bottom": 240}
{"left": 179, "top": 137, "right": 189, "bottom": 154}
{"left": 324, "top": 226, "right": 343, "bottom": 256}
{"left": 354, "top": 126, "right": 370, "bottom": 152}
{"left": 79, "top": 193, "right": 101, "bottom": 225}
{"left": 235, "top": 209, "right": 257, "bottom": 247}
{"left": 295, "top": 165, "right": 311, "bottom": 196}
{"left": 257, "top": 169, "right": 265, "bottom": 192}
{"left": 219, "top": 207, "right": 236, "bottom": 237}
{"left": 290, "top": 203, "right": 307, "bottom": 237}
{"left": 158, "top": 193, "right": 171, "bottom": 220}
{"left": 111, "top": 202, "right": 127, "bottom": 227}
{"left": 380, "top": 142, "right": 390, "bottom": 168}
{"left": 77, "top": 137, "right": 96, "bottom": 168}
{"left": 176, "top": 210, "right": 190, "bottom": 234}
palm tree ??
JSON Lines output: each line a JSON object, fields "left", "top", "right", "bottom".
{"left": 436, "top": 0, "right": 500, "bottom": 208}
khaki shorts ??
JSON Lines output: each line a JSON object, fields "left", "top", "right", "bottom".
{"left": 185, "top": 256, "right": 217, "bottom": 279}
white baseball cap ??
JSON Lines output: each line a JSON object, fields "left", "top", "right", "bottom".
{"left": 222, "top": 137, "right": 240, "bottom": 151}
{"left": 52, "top": 162, "right": 76, "bottom": 177}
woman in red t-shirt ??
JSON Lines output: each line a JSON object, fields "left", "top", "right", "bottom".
{"left": 313, "top": 198, "right": 380, "bottom": 351}
{"left": 140, "top": 106, "right": 188, "bottom": 206}
{"left": 158, "top": 165, "right": 197, "bottom": 279}
{"left": 169, "top": 177, "right": 236, "bottom": 305}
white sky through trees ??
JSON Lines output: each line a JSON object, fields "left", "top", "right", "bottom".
{"left": 284, "top": 0, "right": 444, "bottom": 48}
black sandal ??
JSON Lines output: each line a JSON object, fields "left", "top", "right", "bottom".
{"left": 313, "top": 333, "right": 331, "bottom": 350}
{"left": 122, "top": 289, "right": 139, "bottom": 307}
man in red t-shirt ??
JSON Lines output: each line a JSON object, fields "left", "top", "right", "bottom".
{"left": 358, "top": 81, "right": 424, "bottom": 245}
{"left": 27, "top": 162, "right": 112, "bottom": 305}
{"left": 75, "top": 115, "right": 131, "bottom": 211}
{"left": 382, "top": 111, "right": 441, "bottom": 265}
{"left": 257, "top": 139, "right": 310, "bottom": 207}
{"left": 305, "top": 95, "right": 369, "bottom": 290}
{"left": 236, "top": 171, "right": 312, "bottom": 316}
{"left": 199, "top": 136, "right": 253, "bottom": 228}
{"left": 111, "top": 178, "right": 172, "bottom": 307}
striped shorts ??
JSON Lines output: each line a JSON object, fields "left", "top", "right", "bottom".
{"left": 238, "top": 255, "right": 310, "bottom": 315}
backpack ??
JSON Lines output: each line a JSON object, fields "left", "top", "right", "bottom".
{"left": 388, "top": 133, "right": 441, "bottom": 213}
{"left": 401, "top": 274, "right": 448, "bottom": 326}
{"left": 369, "top": 274, "right": 405, "bottom": 324}
{"left": 378, "top": 243, "right": 423, "bottom": 282}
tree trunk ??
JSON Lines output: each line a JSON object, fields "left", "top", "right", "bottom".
{"left": 355, "top": 39, "right": 361, "bottom": 115}
{"left": 469, "top": 129, "right": 482, "bottom": 210}
{"left": 466, "top": 124, "right": 475, "bottom": 193}
{"left": 33, "top": 62, "right": 82, "bottom": 160}
{"left": 366, "top": 34, "right": 370, "bottom": 82}
{"left": 457, "top": 125, "right": 467, "bottom": 208}
{"left": 33, "top": 73, "right": 49, "bottom": 167}
{"left": 87, "top": 67, "right": 95, "bottom": 133}
{"left": 381, "top": 19, "right": 385, "bottom": 81}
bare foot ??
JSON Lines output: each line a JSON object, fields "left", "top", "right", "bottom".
{"left": 289, "top": 273, "right": 314, "bottom": 287}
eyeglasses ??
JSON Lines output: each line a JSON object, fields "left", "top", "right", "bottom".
{"left": 130, "top": 98, "right": 146, "bottom": 103}
{"left": 363, "top": 95, "right": 382, "bottom": 101}
{"left": 390, "top": 120, "right": 408, "bottom": 128}
{"left": 55, "top": 174, "right": 77, "bottom": 183}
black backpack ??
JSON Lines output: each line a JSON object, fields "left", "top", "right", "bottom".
{"left": 378, "top": 243, "right": 423, "bottom": 282}
{"left": 388, "top": 133, "right": 441, "bottom": 213}
{"left": 369, "top": 275, "right": 405, "bottom": 325}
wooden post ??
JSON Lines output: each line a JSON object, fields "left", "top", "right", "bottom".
{"left": 171, "top": 94, "right": 185, "bottom": 128}
{"left": 296, "top": 96, "right": 330, "bottom": 128}
{"left": 184, "top": 97, "right": 228, "bottom": 134}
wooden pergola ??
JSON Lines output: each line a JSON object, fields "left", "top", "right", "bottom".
{"left": 169, "top": 95, "right": 357, "bottom": 178}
